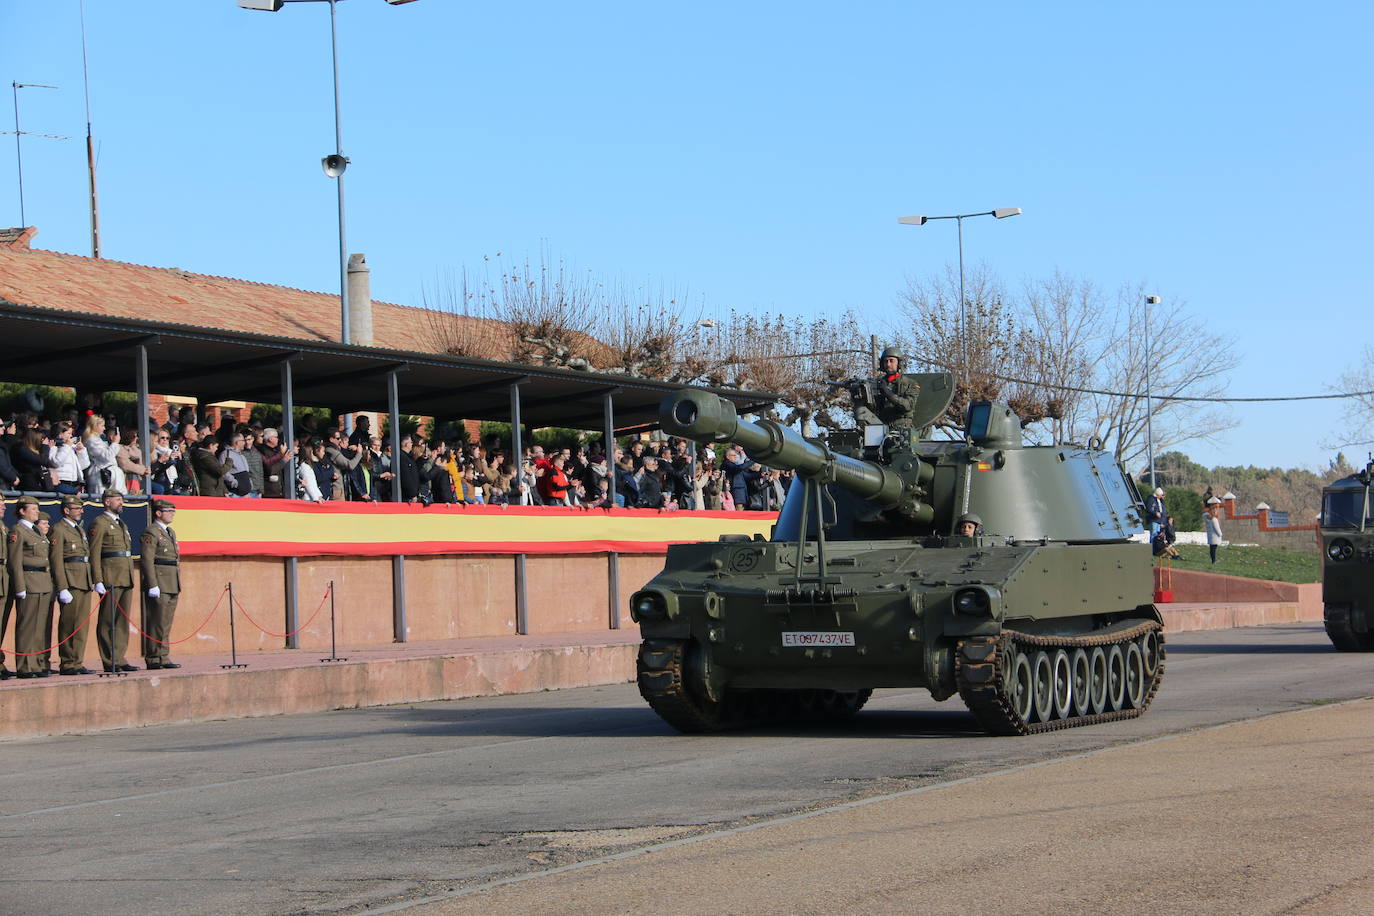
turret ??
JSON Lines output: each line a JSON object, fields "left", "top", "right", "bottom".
{"left": 660, "top": 388, "right": 935, "bottom": 521}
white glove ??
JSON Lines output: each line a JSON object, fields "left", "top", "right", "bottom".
{"left": 16, "top": 591, "right": 25, "bottom": 600}
{"left": 58, "top": 589, "right": 73, "bottom": 604}
{"left": 147, "top": 586, "right": 161, "bottom": 599}
{"left": 94, "top": 582, "right": 107, "bottom": 596}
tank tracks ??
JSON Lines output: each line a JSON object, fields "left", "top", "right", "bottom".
{"left": 1324, "top": 606, "right": 1374, "bottom": 651}
{"left": 955, "top": 620, "right": 1166, "bottom": 736}
{"left": 637, "top": 639, "right": 872, "bottom": 733}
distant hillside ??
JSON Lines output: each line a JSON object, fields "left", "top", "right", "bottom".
{"left": 1140, "top": 450, "right": 1357, "bottom": 529}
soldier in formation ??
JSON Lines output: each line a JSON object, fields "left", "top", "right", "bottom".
{"left": 139, "top": 499, "right": 181, "bottom": 670}
{"left": 50, "top": 495, "right": 96, "bottom": 675}
{"left": 0, "top": 506, "right": 9, "bottom": 679}
{"left": 90, "top": 489, "right": 138, "bottom": 672}
{"left": 7, "top": 496, "right": 54, "bottom": 678}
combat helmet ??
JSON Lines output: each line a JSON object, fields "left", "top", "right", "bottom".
{"left": 878, "top": 345, "right": 904, "bottom": 369}
{"left": 957, "top": 512, "right": 983, "bottom": 529}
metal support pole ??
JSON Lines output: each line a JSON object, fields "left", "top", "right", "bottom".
{"left": 327, "top": 0, "right": 350, "bottom": 346}
{"left": 281, "top": 358, "right": 297, "bottom": 500}
{"left": 392, "top": 555, "right": 407, "bottom": 643}
{"left": 509, "top": 381, "right": 525, "bottom": 505}
{"left": 956, "top": 214, "right": 967, "bottom": 380}
{"left": 79, "top": 0, "right": 100, "bottom": 258}
{"left": 1144, "top": 296, "right": 1158, "bottom": 491}
{"left": 135, "top": 343, "right": 151, "bottom": 496}
{"left": 607, "top": 552, "right": 620, "bottom": 629}
{"left": 387, "top": 368, "right": 407, "bottom": 641}
{"left": 284, "top": 556, "right": 299, "bottom": 649}
{"left": 321, "top": 578, "right": 347, "bottom": 661}
{"left": 388, "top": 369, "right": 402, "bottom": 502}
{"left": 602, "top": 390, "right": 616, "bottom": 507}
{"left": 514, "top": 554, "right": 528, "bottom": 635}
{"left": 220, "top": 581, "right": 247, "bottom": 669}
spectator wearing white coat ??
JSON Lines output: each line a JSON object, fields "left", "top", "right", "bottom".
{"left": 50, "top": 420, "right": 90, "bottom": 495}
{"left": 82, "top": 415, "right": 125, "bottom": 498}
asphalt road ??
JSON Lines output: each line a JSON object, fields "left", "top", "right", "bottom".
{"left": 2, "top": 622, "right": 1370, "bottom": 916}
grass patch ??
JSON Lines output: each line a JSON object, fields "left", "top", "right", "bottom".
{"left": 1171, "top": 544, "right": 1320, "bottom": 584}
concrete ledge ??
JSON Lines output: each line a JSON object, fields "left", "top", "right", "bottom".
{"left": 0, "top": 598, "right": 1331, "bottom": 740}
{"left": 1160, "top": 601, "right": 1319, "bottom": 633}
{"left": 0, "top": 633, "right": 639, "bottom": 741}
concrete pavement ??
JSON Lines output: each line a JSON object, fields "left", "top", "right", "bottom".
{"left": 406, "top": 696, "right": 1374, "bottom": 915}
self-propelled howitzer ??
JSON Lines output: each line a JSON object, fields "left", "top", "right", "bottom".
{"left": 634, "top": 377, "right": 1165, "bottom": 735}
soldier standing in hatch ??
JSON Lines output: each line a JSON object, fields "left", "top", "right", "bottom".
{"left": 8, "top": 495, "right": 54, "bottom": 678}
{"left": 89, "top": 489, "right": 138, "bottom": 672}
{"left": 50, "top": 495, "right": 96, "bottom": 675}
{"left": 852, "top": 346, "right": 921, "bottom": 429}
{"left": 139, "top": 499, "right": 181, "bottom": 670}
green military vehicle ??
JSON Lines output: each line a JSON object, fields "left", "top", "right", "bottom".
{"left": 1320, "top": 459, "right": 1374, "bottom": 651}
{"left": 632, "top": 373, "right": 1165, "bottom": 736}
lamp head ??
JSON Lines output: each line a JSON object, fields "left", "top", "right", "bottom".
{"left": 897, "top": 215, "right": 928, "bottom": 226}
{"left": 992, "top": 207, "right": 1022, "bottom": 219}
{"left": 322, "top": 154, "right": 350, "bottom": 178}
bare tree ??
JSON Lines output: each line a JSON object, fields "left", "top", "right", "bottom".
{"left": 420, "top": 267, "right": 516, "bottom": 360}
{"left": 1020, "top": 270, "right": 1110, "bottom": 445}
{"left": 896, "top": 265, "right": 1048, "bottom": 431}
{"left": 1331, "top": 344, "right": 1374, "bottom": 450}
{"left": 1085, "top": 285, "right": 1237, "bottom": 469}
{"left": 894, "top": 268, "right": 1237, "bottom": 462}
{"left": 593, "top": 283, "right": 703, "bottom": 380}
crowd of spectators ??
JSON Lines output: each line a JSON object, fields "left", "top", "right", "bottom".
{"left": 1, "top": 407, "right": 793, "bottom": 511}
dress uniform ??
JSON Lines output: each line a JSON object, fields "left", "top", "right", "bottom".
{"left": 139, "top": 499, "right": 181, "bottom": 669}
{"left": 8, "top": 495, "right": 54, "bottom": 678}
{"left": 89, "top": 491, "right": 137, "bottom": 672}
{"left": 50, "top": 495, "right": 96, "bottom": 675}
{"left": 0, "top": 512, "right": 10, "bottom": 679}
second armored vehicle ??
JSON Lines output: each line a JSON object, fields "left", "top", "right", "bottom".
{"left": 1320, "top": 459, "right": 1374, "bottom": 651}
{"left": 633, "top": 373, "right": 1164, "bottom": 735}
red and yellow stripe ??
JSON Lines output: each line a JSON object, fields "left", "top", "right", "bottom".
{"left": 164, "top": 497, "right": 777, "bottom": 557}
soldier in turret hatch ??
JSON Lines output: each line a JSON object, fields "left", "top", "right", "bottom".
{"left": 852, "top": 346, "right": 921, "bottom": 429}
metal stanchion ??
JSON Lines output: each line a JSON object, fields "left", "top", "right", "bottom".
{"left": 219, "top": 581, "right": 247, "bottom": 669}
{"left": 320, "top": 579, "right": 347, "bottom": 662}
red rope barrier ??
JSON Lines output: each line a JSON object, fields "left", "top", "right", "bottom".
{"left": 5, "top": 595, "right": 102, "bottom": 657}
{"left": 231, "top": 585, "right": 332, "bottom": 639}
{"left": 116, "top": 585, "right": 228, "bottom": 646}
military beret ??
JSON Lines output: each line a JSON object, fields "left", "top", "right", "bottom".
{"left": 60, "top": 495, "right": 84, "bottom": 509}
{"left": 101, "top": 489, "right": 126, "bottom": 501}
{"left": 151, "top": 499, "right": 177, "bottom": 512}
{"left": 15, "top": 495, "right": 40, "bottom": 509}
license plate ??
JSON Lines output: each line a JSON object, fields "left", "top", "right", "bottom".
{"left": 781, "top": 631, "right": 855, "bottom": 647}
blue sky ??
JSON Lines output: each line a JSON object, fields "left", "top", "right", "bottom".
{"left": 6, "top": 1, "right": 1372, "bottom": 473}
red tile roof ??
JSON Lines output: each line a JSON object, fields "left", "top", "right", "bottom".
{"left": 0, "top": 228, "right": 510, "bottom": 356}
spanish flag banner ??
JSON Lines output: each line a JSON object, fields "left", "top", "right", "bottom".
{"left": 163, "top": 497, "right": 778, "bottom": 557}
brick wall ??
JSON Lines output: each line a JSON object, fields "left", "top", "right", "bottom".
{"left": 1221, "top": 497, "right": 1321, "bottom": 553}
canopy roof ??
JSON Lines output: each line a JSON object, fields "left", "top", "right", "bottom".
{"left": 0, "top": 298, "right": 776, "bottom": 430}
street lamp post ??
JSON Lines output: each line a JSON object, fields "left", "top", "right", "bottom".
{"left": 1144, "top": 295, "right": 1160, "bottom": 492}
{"left": 237, "top": 0, "right": 421, "bottom": 346}
{"left": 898, "top": 207, "right": 1021, "bottom": 380}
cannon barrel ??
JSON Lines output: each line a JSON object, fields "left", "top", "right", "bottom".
{"left": 661, "top": 389, "right": 916, "bottom": 511}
